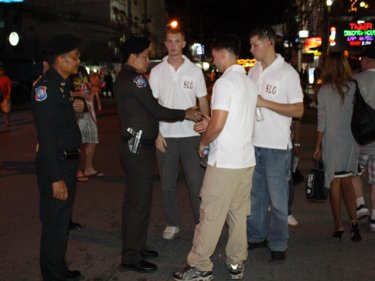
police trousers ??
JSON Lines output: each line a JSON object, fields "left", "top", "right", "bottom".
{"left": 120, "top": 141, "right": 155, "bottom": 264}
{"left": 36, "top": 154, "right": 79, "bottom": 281}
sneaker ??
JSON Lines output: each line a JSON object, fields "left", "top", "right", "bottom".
{"left": 271, "top": 251, "right": 286, "bottom": 261}
{"left": 162, "top": 226, "right": 180, "bottom": 240}
{"left": 369, "top": 218, "right": 375, "bottom": 232}
{"left": 247, "top": 240, "right": 267, "bottom": 250}
{"left": 173, "top": 266, "right": 213, "bottom": 281}
{"left": 228, "top": 263, "right": 244, "bottom": 280}
{"left": 288, "top": 215, "right": 299, "bottom": 226}
{"left": 357, "top": 204, "right": 369, "bottom": 219}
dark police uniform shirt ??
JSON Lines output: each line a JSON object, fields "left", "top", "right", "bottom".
{"left": 32, "top": 67, "right": 82, "bottom": 182}
{"left": 114, "top": 64, "right": 185, "bottom": 141}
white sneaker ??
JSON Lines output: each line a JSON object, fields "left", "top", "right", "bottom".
{"left": 288, "top": 215, "right": 299, "bottom": 226}
{"left": 162, "top": 226, "right": 180, "bottom": 240}
{"left": 357, "top": 204, "right": 369, "bottom": 219}
{"left": 228, "top": 263, "right": 244, "bottom": 280}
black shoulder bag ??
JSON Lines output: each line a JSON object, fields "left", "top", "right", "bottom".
{"left": 351, "top": 80, "right": 375, "bottom": 146}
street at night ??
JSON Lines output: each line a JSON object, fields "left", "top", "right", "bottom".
{"left": 1, "top": 101, "right": 374, "bottom": 281}
{"left": 1, "top": 1, "right": 375, "bottom": 281}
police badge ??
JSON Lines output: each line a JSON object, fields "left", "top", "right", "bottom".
{"left": 35, "top": 86, "right": 48, "bottom": 102}
{"left": 133, "top": 75, "right": 147, "bottom": 88}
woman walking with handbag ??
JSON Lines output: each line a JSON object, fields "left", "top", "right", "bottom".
{"left": 313, "top": 52, "right": 361, "bottom": 242}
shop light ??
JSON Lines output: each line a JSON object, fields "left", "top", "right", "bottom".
{"left": 8, "top": 31, "right": 19, "bottom": 46}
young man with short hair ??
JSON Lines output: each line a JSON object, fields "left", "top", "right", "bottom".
{"left": 246, "top": 26, "right": 304, "bottom": 261}
{"left": 149, "top": 28, "right": 209, "bottom": 239}
{"left": 173, "top": 34, "right": 257, "bottom": 281}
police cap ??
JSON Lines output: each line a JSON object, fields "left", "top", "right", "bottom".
{"left": 121, "top": 36, "right": 150, "bottom": 62}
{"left": 361, "top": 45, "right": 375, "bottom": 59}
{"left": 46, "top": 34, "right": 81, "bottom": 56}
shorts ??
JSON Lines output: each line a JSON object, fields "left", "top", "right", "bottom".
{"left": 1, "top": 100, "right": 11, "bottom": 113}
{"left": 77, "top": 112, "right": 99, "bottom": 144}
{"left": 358, "top": 153, "right": 375, "bottom": 185}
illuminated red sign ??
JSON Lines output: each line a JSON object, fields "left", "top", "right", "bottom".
{"left": 343, "top": 21, "right": 374, "bottom": 46}
{"left": 304, "top": 36, "right": 322, "bottom": 48}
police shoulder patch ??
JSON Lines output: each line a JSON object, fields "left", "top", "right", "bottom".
{"left": 35, "top": 86, "right": 48, "bottom": 102}
{"left": 133, "top": 75, "right": 147, "bottom": 89}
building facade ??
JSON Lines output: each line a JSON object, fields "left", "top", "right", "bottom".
{"left": 0, "top": 0, "right": 168, "bottom": 65}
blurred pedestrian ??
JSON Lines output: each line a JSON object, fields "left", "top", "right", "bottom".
{"left": 173, "top": 34, "right": 257, "bottom": 281}
{"left": 351, "top": 46, "right": 375, "bottom": 231}
{"left": 313, "top": 52, "right": 361, "bottom": 241}
{"left": 0, "top": 63, "right": 12, "bottom": 128}
{"left": 89, "top": 71, "right": 102, "bottom": 111}
{"left": 32, "top": 34, "right": 82, "bottom": 281}
{"left": 114, "top": 36, "right": 202, "bottom": 273}
{"left": 149, "top": 27, "right": 209, "bottom": 240}
{"left": 103, "top": 70, "right": 113, "bottom": 98}
{"left": 288, "top": 118, "right": 302, "bottom": 227}
{"left": 246, "top": 26, "right": 304, "bottom": 261}
{"left": 71, "top": 66, "right": 103, "bottom": 180}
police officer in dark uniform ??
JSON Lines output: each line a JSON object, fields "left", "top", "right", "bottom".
{"left": 32, "top": 34, "right": 83, "bottom": 281}
{"left": 114, "top": 36, "right": 202, "bottom": 273}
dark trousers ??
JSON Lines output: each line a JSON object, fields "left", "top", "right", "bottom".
{"left": 156, "top": 136, "right": 204, "bottom": 226}
{"left": 120, "top": 142, "right": 155, "bottom": 264}
{"left": 36, "top": 155, "right": 78, "bottom": 281}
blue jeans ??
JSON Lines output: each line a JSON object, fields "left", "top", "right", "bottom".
{"left": 246, "top": 146, "right": 291, "bottom": 251}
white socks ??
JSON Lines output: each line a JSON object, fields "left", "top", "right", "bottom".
{"left": 356, "top": 197, "right": 365, "bottom": 207}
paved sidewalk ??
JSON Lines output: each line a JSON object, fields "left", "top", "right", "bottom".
{"left": 0, "top": 101, "right": 374, "bottom": 281}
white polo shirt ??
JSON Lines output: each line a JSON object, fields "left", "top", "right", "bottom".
{"left": 208, "top": 64, "right": 257, "bottom": 169}
{"left": 149, "top": 56, "right": 207, "bottom": 138}
{"left": 248, "top": 54, "right": 303, "bottom": 149}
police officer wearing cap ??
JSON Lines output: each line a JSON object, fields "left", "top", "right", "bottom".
{"left": 114, "top": 36, "right": 202, "bottom": 273}
{"left": 32, "top": 34, "right": 83, "bottom": 281}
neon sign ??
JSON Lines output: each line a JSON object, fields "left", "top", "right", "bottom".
{"left": 304, "top": 36, "right": 322, "bottom": 48}
{"left": 329, "top": 27, "right": 337, "bottom": 46}
{"left": 343, "top": 22, "right": 374, "bottom": 46}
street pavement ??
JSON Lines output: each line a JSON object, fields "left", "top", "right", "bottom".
{"left": 1, "top": 100, "right": 374, "bottom": 281}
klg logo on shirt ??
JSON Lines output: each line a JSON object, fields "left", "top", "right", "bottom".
{"left": 265, "top": 84, "right": 277, "bottom": 95}
{"left": 183, "top": 80, "right": 194, "bottom": 89}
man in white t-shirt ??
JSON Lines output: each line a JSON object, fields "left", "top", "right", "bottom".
{"left": 246, "top": 26, "right": 304, "bottom": 261}
{"left": 352, "top": 46, "right": 375, "bottom": 231}
{"left": 173, "top": 35, "right": 257, "bottom": 281}
{"left": 149, "top": 28, "right": 209, "bottom": 240}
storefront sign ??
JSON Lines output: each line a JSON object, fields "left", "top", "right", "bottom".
{"left": 304, "top": 36, "right": 322, "bottom": 49}
{"left": 343, "top": 22, "right": 374, "bottom": 46}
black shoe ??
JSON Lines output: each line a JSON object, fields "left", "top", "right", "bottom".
{"left": 141, "top": 249, "right": 159, "bottom": 259}
{"left": 64, "top": 270, "right": 81, "bottom": 280}
{"left": 271, "top": 251, "right": 286, "bottom": 261}
{"left": 69, "top": 220, "right": 81, "bottom": 231}
{"left": 248, "top": 240, "right": 267, "bottom": 249}
{"left": 122, "top": 260, "right": 157, "bottom": 273}
{"left": 332, "top": 230, "right": 344, "bottom": 241}
{"left": 351, "top": 222, "right": 362, "bottom": 242}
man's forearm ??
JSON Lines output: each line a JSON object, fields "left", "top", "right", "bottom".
{"left": 262, "top": 100, "right": 304, "bottom": 118}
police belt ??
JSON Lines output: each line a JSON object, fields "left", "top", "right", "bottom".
{"left": 120, "top": 134, "right": 155, "bottom": 147}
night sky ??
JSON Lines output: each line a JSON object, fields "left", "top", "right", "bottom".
{"left": 165, "top": 0, "right": 291, "bottom": 56}
{"left": 166, "top": 1, "right": 291, "bottom": 38}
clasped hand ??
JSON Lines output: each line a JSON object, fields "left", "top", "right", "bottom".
{"left": 185, "top": 106, "right": 204, "bottom": 122}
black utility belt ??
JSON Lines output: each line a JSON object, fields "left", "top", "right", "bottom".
{"left": 120, "top": 134, "right": 155, "bottom": 147}
{"left": 62, "top": 149, "right": 81, "bottom": 160}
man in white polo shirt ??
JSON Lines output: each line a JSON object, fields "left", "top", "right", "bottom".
{"left": 246, "top": 26, "right": 304, "bottom": 261}
{"left": 149, "top": 28, "right": 209, "bottom": 240}
{"left": 173, "top": 34, "right": 257, "bottom": 281}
